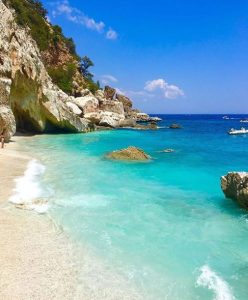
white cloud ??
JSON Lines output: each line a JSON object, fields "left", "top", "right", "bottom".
{"left": 52, "top": 0, "right": 105, "bottom": 32}
{"left": 106, "top": 28, "right": 118, "bottom": 40}
{"left": 101, "top": 75, "right": 118, "bottom": 85}
{"left": 145, "top": 79, "right": 166, "bottom": 91}
{"left": 84, "top": 18, "right": 105, "bottom": 32}
{"left": 164, "top": 84, "right": 184, "bottom": 99}
{"left": 144, "top": 78, "right": 184, "bottom": 99}
{"left": 51, "top": 0, "right": 117, "bottom": 38}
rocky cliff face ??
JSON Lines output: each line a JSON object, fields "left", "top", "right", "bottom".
{"left": 221, "top": 172, "right": 248, "bottom": 209}
{"left": 0, "top": 0, "right": 149, "bottom": 141}
{"left": 0, "top": 0, "right": 89, "bottom": 137}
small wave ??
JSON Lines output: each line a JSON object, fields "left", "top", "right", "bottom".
{"left": 9, "top": 159, "right": 50, "bottom": 214}
{"left": 196, "top": 265, "right": 235, "bottom": 300}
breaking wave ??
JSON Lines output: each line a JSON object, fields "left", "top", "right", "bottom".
{"left": 9, "top": 159, "right": 50, "bottom": 214}
{"left": 196, "top": 265, "right": 235, "bottom": 300}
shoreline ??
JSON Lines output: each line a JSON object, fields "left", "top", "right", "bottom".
{"left": 0, "top": 136, "right": 82, "bottom": 299}
{"left": 0, "top": 135, "right": 142, "bottom": 300}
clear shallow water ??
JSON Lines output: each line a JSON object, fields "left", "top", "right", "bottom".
{"left": 19, "top": 115, "right": 248, "bottom": 300}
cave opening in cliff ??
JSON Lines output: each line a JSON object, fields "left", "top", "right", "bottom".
{"left": 8, "top": 72, "right": 75, "bottom": 134}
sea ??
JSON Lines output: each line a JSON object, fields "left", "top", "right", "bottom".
{"left": 13, "top": 114, "right": 248, "bottom": 300}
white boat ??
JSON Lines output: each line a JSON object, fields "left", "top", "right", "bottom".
{"left": 240, "top": 119, "right": 248, "bottom": 123}
{"left": 223, "top": 116, "right": 229, "bottom": 119}
{"left": 228, "top": 127, "right": 248, "bottom": 135}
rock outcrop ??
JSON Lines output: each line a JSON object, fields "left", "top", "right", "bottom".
{"left": 134, "top": 123, "right": 158, "bottom": 130}
{"left": 104, "top": 86, "right": 116, "bottom": 100}
{"left": 107, "top": 146, "right": 150, "bottom": 161}
{"left": 0, "top": 0, "right": 158, "bottom": 140}
{"left": 221, "top": 172, "right": 248, "bottom": 209}
{"left": 116, "top": 94, "right": 133, "bottom": 116}
{"left": 99, "top": 111, "right": 124, "bottom": 128}
{"left": 118, "top": 119, "right": 136, "bottom": 128}
{"left": 131, "top": 112, "right": 162, "bottom": 123}
{"left": 71, "top": 95, "right": 99, "bottom": 114}
{"left": 135, "top": 113, "right": 150, "bottom": 122}
{"left": 0, "top": 0, "right": 90, "bottom": 134}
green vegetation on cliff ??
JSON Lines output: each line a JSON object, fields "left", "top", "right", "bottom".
{"left": 3, "top": 0, "right": 51, "bottom": 51}
{"left": 47, "top": 63, "right": 76, "bottom": 95}
{"left": 3, "top": 0, "right": 100, "bottom": 95}
{"left": 3, "top": 0, "right": 78, "bottom": 56}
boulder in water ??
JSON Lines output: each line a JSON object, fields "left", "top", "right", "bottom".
{"left": 134, "top": 122, "right": 158, "bottom": 130}
{"left": 221, "top": 172, "right": 248, "bottom": 209}
{"left": 107, "top": 146, "right": 150, "bottom": 161}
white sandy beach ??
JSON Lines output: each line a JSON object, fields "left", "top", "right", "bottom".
{"left": 0, "top": 137, "right": 81, "bottom": 300}
{"left": 0, "top": 136, "right": 142, "bottom": 300}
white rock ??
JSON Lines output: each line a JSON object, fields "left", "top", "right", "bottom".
{"left": 95, "top": 89, "right": 105, "bottom": 101}
{"left": 72, "top": 96, "right": 99, "bottom": 114}
{"left": 100, "top": 100, "right": 125, "bottom": 115}
{"left": 99, "top": 111, "right": 125, "bottom": 128}
{"left": 66, "top": 102, "right": 82, "bottom": 116}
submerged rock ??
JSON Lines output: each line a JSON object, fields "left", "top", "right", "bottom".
{"left": 159, "top": 149, "right": 175, "bottom": 153}
{"left": 134, "top": 123, "right": 158, "bottom": 130}
{"left": 169, "top": 124, "right": 182, "bottom": 129}
{"left": 107, "top": 146, "right": 150, "bottom": 161}
{"left": 221, "top": 172, "right": 248, "bottom": 209}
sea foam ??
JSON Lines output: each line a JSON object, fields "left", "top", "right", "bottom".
{"left": 9, "top": 159, "right": 49, "bottom": 213}
{"left": 196, "top": 265, "right": 235, "bottom": 300}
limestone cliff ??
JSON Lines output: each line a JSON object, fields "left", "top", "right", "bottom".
{"left": 0, "top": 0, "right": 148, "bottom": 141}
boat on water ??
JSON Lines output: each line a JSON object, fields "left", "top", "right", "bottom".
{"left": 240, "top": 119, "right": 248, "bottom": 123}
{"left": 228, "top": 127, "right": 248, "bottom": 135}
{"left": 223, "top": 116, "right": 238, "bottom": 120}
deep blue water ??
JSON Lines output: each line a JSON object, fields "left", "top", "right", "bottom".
{"left": 20, "top": 115, "right": 248, "bottom": 300}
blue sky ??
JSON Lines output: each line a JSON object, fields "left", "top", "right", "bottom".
{"left": 43, "top": 0, "right": 248, "bottom": 114}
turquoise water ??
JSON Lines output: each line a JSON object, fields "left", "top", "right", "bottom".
{"left": 20, "top": 115, "right": 248, "bottom": 299}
